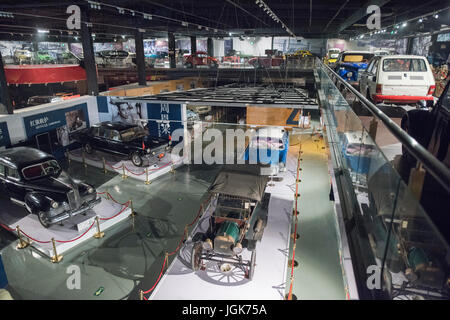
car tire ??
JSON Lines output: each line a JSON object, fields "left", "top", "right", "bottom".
{"left": 84, "top": 143, "right": 93, "bottom": 154}
{"left": 37, "top": 211, "right": 51, "bottom": 228}
{"left": 209, "top": 62, "right": 218, "bottom": 69}
{"left": 185, "top": 62, "right": 193, "bottom": 68}
{"left": 131, "top": 152, "right": 143, "bottom": 167}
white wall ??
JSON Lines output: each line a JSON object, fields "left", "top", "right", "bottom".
{"left": 232, "top": 37, "right": 272, "bottom": 56}
{"left": 213, "top": 40, "right": 225, "bottom": 57}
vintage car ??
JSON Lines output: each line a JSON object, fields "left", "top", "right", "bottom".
{"left": 335, "top": 51, "right": 374, "bottom": 88}
{"left": 70, "top": 121, "right": 172, "bottom": 167}
{"left": 35, "top": 51, "right": 54, "bottom": 64}
{"left": 27, "top": 95, "right": 63, "bottom": 107}
{"left": 186, "top": 109, "right": 199, "bottom": 128}
{"left": 248, "top": 50, "right": 285, "bottom": 69}
{"left": 95, "top": 50, "right": 135, "bottom": 68}
{"left": 184, "top": 51, "right": 219, "bottom": 68}
{"left": 0, "top": 147, "right": 100, "bottom": 228}
{"left": 223, "top": 50, "right": 253, "bottom": 64}
{"left": 286, "top": 49, "right": 313, "bottom": 59}
{"left": 243, "top": 127, "right": 289, "bottom": 175}
{"left": 359, "top": 55, "right": 435, "bottom": 105}
{"left": 191, "top": 165, "right": 270, "bottom": 280}
{"left": 325, "top": 47, "right": 341, "bottom": 66}
{"left": 13, "top": 49, "right": 32, "bottom": 64}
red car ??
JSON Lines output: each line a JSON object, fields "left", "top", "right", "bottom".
{"left": 248, "top": 50, "right": 285, "bottom": 69}
{"left": 184, "top": 51, "right": 219, "bottom": 68}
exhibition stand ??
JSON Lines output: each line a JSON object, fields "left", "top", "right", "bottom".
{"left": 66, "top": 147, "right": 185, "bottom": 183}
{"left": 0, "top": 193, "right": 132, "bottom": 261}
{"left": 146, "top": 148, "right": 299, "bottom": 300}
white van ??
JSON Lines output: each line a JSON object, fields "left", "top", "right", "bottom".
{"left": 359, "top": 55, "right": 435, "bottom": 105}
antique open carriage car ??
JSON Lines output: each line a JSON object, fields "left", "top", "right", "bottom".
{"left": 190, "top": 165, "right": 270, "bottom": 280}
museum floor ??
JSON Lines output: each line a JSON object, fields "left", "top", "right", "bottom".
{"left": 0, "top": 128, "right": 346, "bottom": 300}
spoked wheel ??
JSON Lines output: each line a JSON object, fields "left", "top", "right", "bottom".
{"left": 191, "top": 241, "right": 203, "bottom": 271}
{"left": 37, "top": 211, "right": 51, "bottom": 228}
{"left": 131, "top": 152, "right": 143, "bottom": 167}
{"left": 248, "top": 250, "right": 256, "bottom": 280}
{"left": 84, "top": 143, "right": 93, "bottom": 154}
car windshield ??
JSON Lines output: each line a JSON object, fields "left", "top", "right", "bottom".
{"left": 382, "top": 58, "right": 427, "bottom": 72}
{"left": 252, "top": 137, "right": 284, "bottom": 150}
{"left": 22, "top": 160, "right": 61, "bottom": 180}
{"left": 330, "top": 53, "right": 339, "bottom": 58}
{"left": 120, "top": 127, "right": 147, "bottom": 141}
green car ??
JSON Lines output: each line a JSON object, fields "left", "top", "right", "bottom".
{"left": 35, "top": 51, "right": 54, "bottom": 64}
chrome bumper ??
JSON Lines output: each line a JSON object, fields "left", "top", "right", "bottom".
{"left": 48, "top": 197, "right": 101, "bottom": 225}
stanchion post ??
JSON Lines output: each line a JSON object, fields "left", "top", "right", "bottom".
{"left": 170, "top": 164, "right": 175, "bottom": 174}
{"left": 67, "top": 151, "right": 71, "bottom": 166}
{"left": 165, "top": 252, "right": 169, "bottom": 271}
{"left": 102, "top": 157, "right": 107, "bottom": 174}
{"left": 139, "top": 290, "right": 144, "bottom": 300}
{"left": 82, "top": 150, "right": 87, "bottom": 168}
{"left": 16, "top": 226, "right": 29, "bottom": 249}
{"left": 184, "top": 224, "right": 188, "bottom": 241}
{"left": 106, "top": 188, "right": 110, "bottom": 200}
{"left": 129, "top": 199, "right": 135, "bottom": 215}
{"left": 93, "top": 217, "right": 105, "bottom": 239}
{"left": 50, "top": 238, "right": 63, "bottom": 263}
{"left": 122, "top": 163, "right": 127, "bottom": 179}
{"left": 145, "top": 167, "right": 150, "bottom": 185}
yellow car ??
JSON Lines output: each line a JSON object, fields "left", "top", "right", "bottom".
{"left": 290, "top": 50, "right": 313, "bottom": 58}
{"left": 325, "top": 48, "right": 341, "bottom": 65}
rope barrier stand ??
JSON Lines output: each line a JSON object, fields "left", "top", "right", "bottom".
{"left": 122, "top": 163, "right": 128, "bottom": 179}
{"left": 67, "top": 150, "right": 71, "bottom": 166}
{"left": 287, "top": 144, "right": 302, "bottom": 300}
{"left": 50, "top": 238, "right": 63, "bottom": 263}
{"left": 102, "top": 157, "right": 107, "bottom": 174}
{"left": 93, "top": 217, "right": 105, "bottom": 239}
{"left": 82, "top": 149, "right": 87, "bottom": 168}
{"left": 170, "top": 164, "right": 175, "bottom": 174}
{"left": 145, "top": 167, "right": 150, "bottom": 185}
{"left": 16, "top": 226, "right": 30, "bottom": 249}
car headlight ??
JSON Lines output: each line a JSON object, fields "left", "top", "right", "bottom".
{"left": 146, "top": 148, "right": 151, "bottom": 154}
{"left": 87, "top": 186, "right": 94, "bottom": 194}
{"left": 347, "top": 72, "right": 353, "bottom": 77}
{"left": 51, "top": 201, "right": 59, "bottom": 209}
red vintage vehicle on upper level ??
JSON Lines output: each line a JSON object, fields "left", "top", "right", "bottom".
{"left": 248, "top": 50, "right": 285, "bottom": 69}
{"left": 184, "top": 51, "right": 219, "bottom": 68}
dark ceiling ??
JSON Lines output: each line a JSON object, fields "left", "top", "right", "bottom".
{"left": 0, "top": 0, "right": 448, "bottom": 42}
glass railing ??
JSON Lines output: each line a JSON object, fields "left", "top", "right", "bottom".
{"left": 316, "top": 62, "right": 449, "bottom": 300}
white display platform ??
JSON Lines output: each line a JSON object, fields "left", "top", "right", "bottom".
{"left": 67, "top": 147, "right": 185, "bottom": 183}
{"left": 0, "top": 196, "right": 132, "bottom": 257}
{"left": 150, "top": 150, "right": 298, "bottom": 300}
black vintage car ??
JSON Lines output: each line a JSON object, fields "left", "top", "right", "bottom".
{"left": 70, "top": 122, "right": 172, "bottom": 167}
{"left": 0, "top": 147, "right": 100, "bottom": 228}
{"left": 191, "top": 165, "right": 270, "bottom": 280}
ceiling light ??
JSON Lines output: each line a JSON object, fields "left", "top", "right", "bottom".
{"left": 434, "top": 14, "right": 439, "bottom": 18}
{"left": 37, "top": 29, "right": 49, "bottom": 33}
{"left": 402, "top": 22, "right": 407, "bottom": 27}
{"left": 418, "top": 18, "right": 423, "bottom": 22}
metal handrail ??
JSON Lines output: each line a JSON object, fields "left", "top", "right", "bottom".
{"left": 320, "top": 61, "right": 450, "bottom": 194}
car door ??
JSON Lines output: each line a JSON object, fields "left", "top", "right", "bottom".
{"left": 4, "top": 166, "right": 26, "bottom": 203}
{"left": 106, "top": 129, "right": 127, "bottom": 155}
{"left": 367, "top": 58, "right": 380, "bottom": 97}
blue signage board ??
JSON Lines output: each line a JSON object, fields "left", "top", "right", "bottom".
{"left": 23, "top": 103, "right": 89, "bottom": 138}
{"left": 0, "top": 254, "right": 7, "bottom": 288}
{"left": 0, "top": 122, "right": 11, "bottom": 148}
{"left": 147, "top": 103, "right": 183, "bottom": 139}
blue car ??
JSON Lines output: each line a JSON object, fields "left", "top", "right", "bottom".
{"left": 335, "top": 51, "right": 374, "bottom": 87}
{"left": 244, "top": 127, "right": 289, "bottom": 175}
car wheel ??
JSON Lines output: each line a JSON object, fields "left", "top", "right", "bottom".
{"left": 209, "top": 62, "right": 218, "bottom": 69}
{"left": 185, "top": 62, "right": 193, "bottom": 68}
{"left": 131, "top": 152, "right": 143, "bottom": 167}
{"left": 84, "top": 143, "right": 93, "bottom": 154}
{"left": 37, "top": 211, "right": 51, "bottom": 228}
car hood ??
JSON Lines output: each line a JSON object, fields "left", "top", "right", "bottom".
{"left": 26, "top": 171, "right": 79, "bottom": 194}
{"left": 341, "top": 62, "right": 368, "bottom": 70}
{"left": 128, "top": 136, "right": 169, "bottom": 149}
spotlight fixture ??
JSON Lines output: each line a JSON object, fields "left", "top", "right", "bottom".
{"left": 181, "top": 21, "right": 188, "bottom": 26}
{"left": 419, "top": 18, "right": 423, "bottom": 22}
{"left": 37, "top": 29, "right": 50, "bottom": 33}
{"left": 143, "top": 13, "right": 152, "bottom": 20}
{"left": 0, "top": 11, "right": 14, "bottom": 18}
{"left": 88, "top": 1, "right": 101, "bottom": 10}
{"left": 402, "top": 22, "right": 407, "bottom": 27}
{"left": 434, "top": 14, "right": 439, "bottom": 18}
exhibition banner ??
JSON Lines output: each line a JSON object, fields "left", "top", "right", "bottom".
{"left": 147, "top": 103, "right": 183, "bottom": 139}
{"left": 23, "top": 103, "right": 89, "bottom": 138}
{"left": 0, "top": 254, "right": 7, "bottom": 288}
{"left": 0, "top": 122, "right": 11, "bottom": 148}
